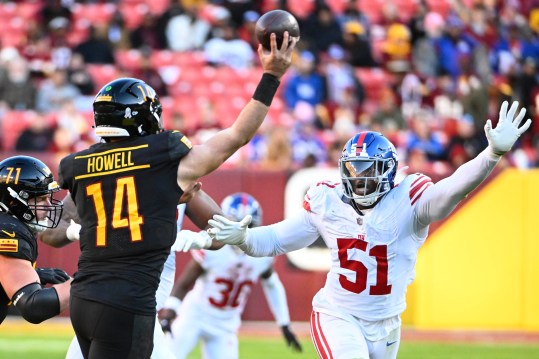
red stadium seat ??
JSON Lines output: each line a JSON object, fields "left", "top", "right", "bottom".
{"left": 427, "top": 0, "right": 452, "bottom": 16}
{"left": 118, "top": 3, "right": 147, "bottom": 30}
{"left": 86, "top": 65, "right": 120, "bottom": 89}
{"left": 151, "top": 51, "right": 206, "bottom": 69}
{"left": 356, "top": 68, "right": 394, "bottom": 103}
{"left": 115, "top": 49, "right": 143, "bottom": 71}
{"left": 0, "top": 3, "right": 16, "bottom": 23}
{"left": 72, "top": 3, "right": 117, "bottom": 27}
{"left": 359, "top": 0, "right": 385, "bottom": 24}
{"left": 15, "top": 2, "right": 41, "bottom": 21}
{"left": 122, "top": 0, "right": 170, "bottom": 15}
{"left": 1, "top": 111, "right": 56, "bottom": 151}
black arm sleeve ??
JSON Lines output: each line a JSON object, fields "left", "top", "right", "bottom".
{"left": 12, "top": 283, "right": 60, "bottom": 324}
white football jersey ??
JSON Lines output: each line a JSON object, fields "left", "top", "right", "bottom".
{"left": 179, "top": 246, "right": 274, "bottom": 332}
{"left": 306, "top": 174, "right": 432, "bottom": 322}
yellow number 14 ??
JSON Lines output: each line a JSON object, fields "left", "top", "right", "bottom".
{"left": 86, "top": 177, "right": 143, "bottom": 247}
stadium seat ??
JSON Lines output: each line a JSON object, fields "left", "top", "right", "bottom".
{"left": 71, "top": 3, "right": 117, "bottom": 27}
{"left": 1, "top": 111, "right": 56, "bottom": 151}
{"left": 118, "top": 3, "right": 147, "bottom": 29}
{"left": 86, "top": 65, "right": 120, "bottom": 88}
{"left": 356, "top": 68, "right": 393, "bottom": 102}
{"left": 15, "top": 2, "right": 41, "bottom": 21}
{"left": 122, "top": 0, "right": 170, "bottom": 15}
{"left": 427, "top": 0, "right": 452, "bottom": 16}
{"left": 115, "top": 49, "right": 143, "bottom": 71}
{"left": 0, "top": 3, "right": 16, "bottom": 23}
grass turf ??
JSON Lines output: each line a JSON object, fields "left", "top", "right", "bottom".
{"left": 1, "top": 321, "right": 539, "bottom": 359}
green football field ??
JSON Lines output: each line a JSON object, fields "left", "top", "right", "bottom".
{"left": 1, "top": 320, "right": 539, "bottom": 359}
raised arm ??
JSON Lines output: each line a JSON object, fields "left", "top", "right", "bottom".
{"left": 414, "top": 101, "right": 531, "bottom": 230}
{"left": 177, "top": 33, "right": 297, "bottom": 190}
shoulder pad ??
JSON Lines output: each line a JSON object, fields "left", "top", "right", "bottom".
{"left": 303, "top": 181, "right": 341, "bottom": 214}
{"left": 168, "top": 131, "right": 192, "bottom": 160}
{"left": 402, "top": 173, "right": 433, "bottom": 206}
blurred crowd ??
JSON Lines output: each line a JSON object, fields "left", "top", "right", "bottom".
{"left": 1, "top": 0, "right": 539, "bottom": 178}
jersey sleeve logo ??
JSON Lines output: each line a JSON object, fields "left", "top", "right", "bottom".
{"left": 409, "top": 174, "right": 433, "bottom": 205}
{"left": 1, "top": 230, "right": 16, "bottom": 237}
{"left": 180, "top": 136, "right": 193, "bottom": 149}
{"left": 0, "top": 239, "right": 18, "bottom": 252}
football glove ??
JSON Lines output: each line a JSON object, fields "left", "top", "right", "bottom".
{"left": 66, "top": 220, "right": 81, "bottom": 241}
{"left": 485, "top": 100, "right": 531, "bottom": 156}
{"left": 36, "top": 268, "right": 71, "bottom": 285}
{"left": 172, "top": 230, "right": 212, "bottom": 252}
{"left": 207, "top": 214, "right": 251, "bottom": 246}
{"left": 281, "top": 325, "right": 302, "bottom": 352}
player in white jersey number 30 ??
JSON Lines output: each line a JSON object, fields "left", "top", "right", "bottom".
{"left": 201, "top": 100, "right": 532, "bottom": 359}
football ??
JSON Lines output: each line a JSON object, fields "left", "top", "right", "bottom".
{"left": 255, "top": 10, "right": 300, "bottom": 50}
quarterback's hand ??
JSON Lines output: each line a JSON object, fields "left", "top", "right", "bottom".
{"left": 281, "top": 325, "right": 302, "bottom": 352}
{"left": 66, "top": 220, "right": 81, "bottom": 241}
{"left": 172, "top": 230, "right": 212, "bottom": 252}
{"left": 36, "top": 268, "right": 71, "bottom": 285}
{"left": 485, "top": 100, "right": 531, "bottom": 156}
{"left": 207, "top": 215, "right": 251, "bottom": 245}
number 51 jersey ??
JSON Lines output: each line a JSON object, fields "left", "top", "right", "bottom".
{"left": 306, "top": 175, "right": 432, "bottom": 322}
{"left": 58, "top": 130, "right": 191, "bottom": 315}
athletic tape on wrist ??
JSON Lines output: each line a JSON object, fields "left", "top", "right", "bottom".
{"left": 164, "top": 296, "right": 182, "bottom": 313}
{"left": 252, "top": 73, "right": 280, "bottom": 106}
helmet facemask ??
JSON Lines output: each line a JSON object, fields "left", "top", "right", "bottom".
{"left": 1, "top": 184, "right": 64, "bottom": 232}
{"left": 339, "top": 132, "right": 398, "bottom": 208}
{"left": 340, "top": 156, "right": 397, "bottom": 207}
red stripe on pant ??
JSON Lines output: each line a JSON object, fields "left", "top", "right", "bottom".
{"left": 310, "top": 311, "right": 334, "bottom": 359}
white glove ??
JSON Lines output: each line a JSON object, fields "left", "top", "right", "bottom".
{"left": 485, "top": 100, "right": 531, "bottom": 156}
{"left": 207, "top": 214, "right": 251, "bottom": 245}
{"left": 172, "top": 230, "right": 212, "bottom": 252}
{"left": 66, "top": 220, "right": 81, "bottom": 241}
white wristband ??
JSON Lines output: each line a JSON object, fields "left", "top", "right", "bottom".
{"left": 163, "top": 296, "right": 182, "bottom": 313}
{"left": 66, "top": 220, "right": 81, "bottom": 241}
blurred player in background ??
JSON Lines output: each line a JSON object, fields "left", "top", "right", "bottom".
{"left": 57, "top": 32, "right": 296, "bottom": 359}
{"left": 40, "top": 187, "right": 223, "bottom": 359}
{"left": 160, "top": 192, "right": 302, "bottom": 359}
{"left": 205, "top": 101, "right": 531, "bottom": 359}
{"left": 0, "top": 155, "right": 71, "bottom": 325}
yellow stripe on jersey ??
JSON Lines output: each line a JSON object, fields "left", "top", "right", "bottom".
{"left": 0, "top": 239, "right": 18, "bottom": 252}
{"left": 74, "top": 144, "right": 149, "bottom": 159}
{"left": 74, "top": 165, "right": 151, "bottom": 180}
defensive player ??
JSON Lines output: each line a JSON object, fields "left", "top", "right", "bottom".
{"left": 206, "top": 101, "right": 531, "bottom": 358}
{"left": 58, "top": 32, "right": 296, "bottom": 358}
{"left": 160, "top": 192, "right": 302, "bottom": 359}
{"left": 0, "top": 155, "right": 71, "bottom": 324}
{"left": 40, "top": 188, "right": 223, "bottom": 359}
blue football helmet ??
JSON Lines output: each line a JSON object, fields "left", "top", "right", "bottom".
{"left": 339, "top": 131, "right": 398, "bottom": 207}
{"left": 220, "top": 192, "right": 263, "bottom": 228}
